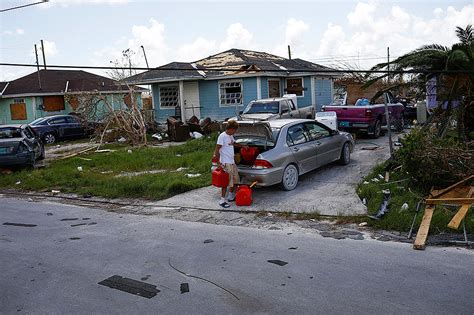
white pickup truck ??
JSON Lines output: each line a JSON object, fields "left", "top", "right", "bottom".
{"left": 233, "top": 95, "right": 315, "bottom": 121}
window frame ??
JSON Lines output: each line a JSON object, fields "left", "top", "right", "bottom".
{"left": 159, "top": 84, "right": 180, "bottom": 109}
{"left": 219, "top": 79, "right": 243, "bottom": 107}
{"left": 285, "top": 77, "right": 304, "bottom": 97}
{"left": 267, "top": 79, "right": 281, "bottom": 98}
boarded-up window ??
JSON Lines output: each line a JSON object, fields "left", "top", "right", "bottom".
{"left": 286, "top": 78, "right": 304, "bottom": 96}
{"left": 142, "top": 97, "right": 152, "bottom": 110}
{"left": 10, "top": 103, "right": 27, "bottom": 120}
{"left": 68, "top": 96, "right": 79, "bottom": 111}
{"left": 123, "top": 93, "right": 132, "bottom": 108}
{"left": 43, "top": 96, "right": 65, "bottom": 111}
{"left": 268, "top": 80, "right": 281, "bottom": 98}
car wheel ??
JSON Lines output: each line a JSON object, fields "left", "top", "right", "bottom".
{"left": 339, "top": 142, "right": 351, "bottom": 165}
{"left": 371, "top": 119, "right": 382, "bottom": 139}
{"left": 43, "top": 133, "right": 56, "bottom": 144}
{"left": 280, "top": 164, "right": 299, "bottom": 191}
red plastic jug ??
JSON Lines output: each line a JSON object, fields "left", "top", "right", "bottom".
{"left": 212, "top": 168, "right": 229, "bottom": 187}
{"left": 236, "top": 185, "right": 252, "bottom": 206}
{"left": 240, "top": 147, "right": 259, "bottom": 163}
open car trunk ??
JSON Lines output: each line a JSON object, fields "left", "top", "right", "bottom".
{"left": 232, "top": 121, "right": 275, "bottom": 165}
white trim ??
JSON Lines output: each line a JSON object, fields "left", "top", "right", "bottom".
{"left": 179, "top": 81, "right": 185, "bottom": 119}
{"left": 218, "top": 79, "right": 243, "bottom": 108}
{"left": 267, "top": 78, "right": 281, "bottom": 98}
{"left": 158, "top": 83, "right": 180, "bottom": 109}
{"left": 285, "top": 77, "right": 304, "bottom": 98}
{"left": 256, "top": 77, "right": 261, "bottom": 99}
{"left": 311, "top": 77, "right": 315, "bottom": 108}
{"left": 0, "top": 82, "right": 9, "bottom": 95}
{"left": 32, "top": 97, "right": 37, "bottom": 120}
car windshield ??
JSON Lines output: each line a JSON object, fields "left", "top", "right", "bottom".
{"left": 0, "top": 127, "right": 22, "bottom": 139}
{"left": 243, "top": 101, "right": 279, "bottom": 114}
{"left": 30, "top": 117, "right": 46, "bottom": 125}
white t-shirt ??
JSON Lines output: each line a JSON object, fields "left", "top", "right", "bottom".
{"left": 217, "top": 131, "right": 235, "bottom": 164}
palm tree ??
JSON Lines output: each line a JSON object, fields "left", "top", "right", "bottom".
{"left": 368, "top": 25, "right": 473, "bottom": 139}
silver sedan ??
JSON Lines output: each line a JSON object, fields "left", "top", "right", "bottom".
{"left": 229, "top": 119, "right": 354, "bottom": 191}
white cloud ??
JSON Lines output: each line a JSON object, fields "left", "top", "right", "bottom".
{"left": 219, "top": 23, "right": 253, "bottom": 51}
{"left": 177, "top": 37, "right": 217, "bottom": 62}
{"left": 16, "top": 29, "right": 25, "bottom": 35}
{"left": 127, "top": 18, "right": 168, "bottom": 66}
{"left": 312, "top": 2, "right": 474, "bottom": 69}
{"left": 272, "top": 18, "right": 310, "bottom": 58}
{"left": 42, "top": 40, "right": 58, "bottom": 56}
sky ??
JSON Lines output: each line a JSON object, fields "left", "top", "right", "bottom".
{"left": 1, "top": 0, "right": 473, "bottom": 81}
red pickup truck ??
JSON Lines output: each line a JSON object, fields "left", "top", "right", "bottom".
{"left": 321, "top": 92, "right": 404, "bottom": 138}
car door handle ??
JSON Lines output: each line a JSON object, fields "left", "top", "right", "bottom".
{"left": 292, "top": 147, "right": 299, "bottom": 152}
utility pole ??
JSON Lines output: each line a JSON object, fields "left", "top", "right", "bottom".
{"left": 40, "top": 39, "right": 47, "bottom": 70}
{"left": 288, "top": 45, "right": 292, "bottom": 60}
{"left": 385, "top": 46, "right": 394, "bottom": 157}
{"left": 141, "top": 45, "right": 149, "bottom": 69}
{"left": 34, "top": 44, "right": 42, "bottom": 90}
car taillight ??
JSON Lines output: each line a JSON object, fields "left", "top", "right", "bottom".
{"left": 365, "top": 109, "right": 372, "bottom": 117}
{"left": 252, "top": 159, "right": 273, "bottom": 169}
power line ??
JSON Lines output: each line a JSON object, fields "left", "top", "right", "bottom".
{"left": 0, "top": 62, "right": 472, "bottom": 74}
{"left": 1, "top": 0, "right": 49, "bottom": 13}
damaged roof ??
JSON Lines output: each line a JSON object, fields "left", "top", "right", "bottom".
{"left": 1, "top": 70, "right": 146, "bottom": 97}
{"left": 127, "top": 48, "right": 337, "bottom": 84}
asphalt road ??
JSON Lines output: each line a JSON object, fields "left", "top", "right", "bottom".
{"left": 1, "top": 197, "right": 473, "bottom": 314}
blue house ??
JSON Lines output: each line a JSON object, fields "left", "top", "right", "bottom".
{"left": 127, "top": 49, "right": 337, "bottom": 122}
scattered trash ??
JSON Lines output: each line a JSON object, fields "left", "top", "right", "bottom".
{"left": 378, "top": 174, "right": 384, "bottom": 179}
{"left": 363, "top": 181, "right": 369, "bottom": 184}
{"left": 401, "top": 203, "right": 409, "bottom": 210}
{"left": 98, "top": 275, "right": 160, "bottom": 299}
{"left": 371, "top": 178, "right": 380, "bottom": 182}
{"left": 362, "top": 198, "right": 367, "bottom": 205}
{"left": 358, "top": 222, "right": 368, "bottom": 227}
{"left": 15, "top": 181, "right": 21, "bottom": 185}
{"left": 51, "top": 190, "right": 60, "bottom": 195}
{"left": 267, "top": 260, "right": 288, "bottom": 266}
{"left": 385, "top": 172, "right": 390, "bottom": 182}
{"left": 127, "top": 149, "right": 132, "bottom": 154}
{"left": 191, "top": 131, "right": 203, "bottom": 139}
{"left": 77, "top": 166, "right": 83, "bottom": 172}
{"left": 185, "top": 173, "right": 201, "bottom": 178}
{"left": 266, "top": 213, "right": 273, "bottom": 217}
{"left": 180, "top": 283, "right": 190, "bottom": 294}
{"left": 175, "top": 167, "right": 188, "bottom": 172}
{"left": 95, "top": 149, "right": 116, "bottom": 153}
{"left": 115, "top": 169, "right": 166, "bottom": 177}
{"left": 203, "top": 239, "right": 214, "bottom": 244}
{"left": 152, "top": 133, "right": 163, "bottom": 141}
{"left": 368, "top": 189, "right": 391, "bottom": 220}
{"left": 310, "top": 218, "right": 316, "bottom": 222}
{"left": 394, "top": 141, "right": 402, "bottom": 146}
{"left": 100, "top": 171, "right": 113, "bottom": 174}
{"left": 176, "top": 154, "right": 182, "bottom": 157}
{"left": 117, "top": 137, "right": 127, "bottom": 143}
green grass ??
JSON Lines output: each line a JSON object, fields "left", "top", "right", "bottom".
{"left": 0, "top": 134, "right": 217, "bottom": 200}
{"left": 357, "top": 162, "right": 474, "bottom": 234}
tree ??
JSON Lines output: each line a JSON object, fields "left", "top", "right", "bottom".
{"left": 368, "top": 25, "right": 474, "bottom": 139}
{"left": 107, "top": 48, "right": 138, "bottom": 82}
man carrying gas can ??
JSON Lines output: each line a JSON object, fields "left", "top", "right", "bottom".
{"left": 213, "top": 120, "right": 247, "bottom": 208}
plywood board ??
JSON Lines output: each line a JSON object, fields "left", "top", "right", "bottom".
{"left": 10, "top": 103, "right": 27, "bottom": 120}
{"left": 44, "top": 96, "right": 65, "bottom": 111}
{"left": 413, "top": 205, "right": 435, "bottom": 250}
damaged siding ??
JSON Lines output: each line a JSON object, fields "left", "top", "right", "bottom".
{"left": 315, "top": 78, "right": 333, "bottom": 111}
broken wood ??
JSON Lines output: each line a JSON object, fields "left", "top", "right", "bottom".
{"left": 430, "top": 175, "right": 474, "bottom": 198}
{"left": 57, "top": 146, "right": 99, "bottom": 160}
{"left": 447, "top": 187, "right": 473, "bottom": 230}
{"left": 425, "top": 197, "right": 474, "bottom": 205}
{"left": 413, "top": 205, "right": 435, "bottom": 250}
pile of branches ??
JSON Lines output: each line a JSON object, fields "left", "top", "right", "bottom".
{"left": 66, "top": 87, "right": 147, "bottom": 146}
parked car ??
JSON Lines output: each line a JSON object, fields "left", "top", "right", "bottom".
{"left": 322, "top": 92, "right": 405, "bottom": 138}
{"left": 29, "top": 115, "right": 89, "bottom": 144}
{"left": 232, "top": 95, "right": 315, "bottom": 121}
{"left": 212, "top": 119, "right": 354, "bottom": 191}
{"left": 0, "top": 124, "right": 44, "bottom": 167}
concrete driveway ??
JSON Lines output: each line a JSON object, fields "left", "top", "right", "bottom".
{"left": 156, "top": 133, "right": 398, "bottom": 216}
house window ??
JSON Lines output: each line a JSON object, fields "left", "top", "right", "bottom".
{"left": 286, "top": 78, "right": 304, "bottom": 97}
{"left": 10, "top": 103, "right": 27, "bottom": 120}
{"left": 219, "top": 80, "right": 242, "bottom": 106}
{"left": 13, "top": 98, "right": 25, "bottom": 104}
{"left": 160, "top": 85, "right": 179, "bottom": 108}
{"left": 43, "top": 96, "right": 65, "bottom": 111}
{"left": 268, "top": 79, "right": 281, "bottom": 98}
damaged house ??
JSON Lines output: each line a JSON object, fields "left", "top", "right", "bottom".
{"left": 127, "top": 49, "right": 337, "bottom": 122}
{"left": 0, "top": 70, "right": 145, "bottom": 125}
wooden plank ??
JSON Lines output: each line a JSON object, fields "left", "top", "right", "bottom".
{"left": 447, "top": 204, "right": 472, "bottom": 230}
{"left": 10, "top": 103, "right": 27, "bottom": 120}
{"left": 426, "top": 197, "right": 474, "bottom": 205}
{"left": 413, "top": 205, "right": 435, "bottom": 250}
{"left": 447, "top": 187, "right": 474, "bottom": 230}
{"left": 430, "top": 175, "right": 474, "bottom": 198}
{"left": 44, "top": 96, "right": 65, "bottom": 111}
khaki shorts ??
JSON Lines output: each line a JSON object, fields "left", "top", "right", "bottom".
{"left": 222, "top": 163, "right": 240, "bottom": 187}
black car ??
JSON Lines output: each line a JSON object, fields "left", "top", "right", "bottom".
{"left": 0, "top": 125, "right": 44, "bottom": 167}
{"left": 29, "top": 115, "right": 88, "bottom": 144}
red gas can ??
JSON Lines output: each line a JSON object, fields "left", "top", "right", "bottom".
{"left": 236, "top": 185, "right": 252, "bottom": 206}
{"left": 240, "top": 147, "right": 259, "bottom": 163}
{"left": 212, "top": 168, "right": 229, "bottom": 187}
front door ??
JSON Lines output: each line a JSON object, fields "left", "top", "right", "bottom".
{"left": 183, "top": 82, "right": 200, "bottom": 120}
{"left": 268, "top": 79, "right": 281, "bottom": 98}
